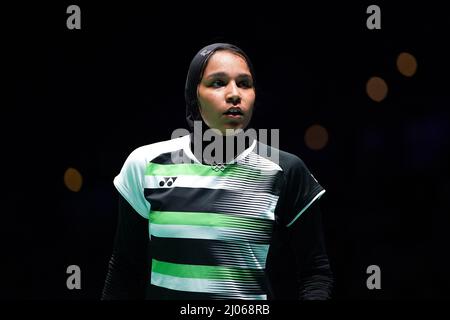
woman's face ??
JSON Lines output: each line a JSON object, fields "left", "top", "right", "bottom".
{"left": 197, "top": 50, "right": 255, "bottom": 135}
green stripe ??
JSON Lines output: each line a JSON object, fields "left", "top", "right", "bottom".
{"left": 152, "top": 259, "right": 263, "bottom": 280}
{"left": 145, "top": 163, "right": 265, "bottom": 179}
{"left": 149, "top": 211, "right": 272, "bottom": 231}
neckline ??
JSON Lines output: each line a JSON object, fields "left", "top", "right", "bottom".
{"left": 181, "top": 134, "right": 257, "bottom": 165}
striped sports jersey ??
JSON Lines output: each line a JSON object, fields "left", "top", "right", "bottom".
{"left": 114, "top": 134, "right": 325, "bottom": 299}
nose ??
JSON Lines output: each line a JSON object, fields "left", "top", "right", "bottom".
{"left": 226, "top": 81, "right": 241, "bottom": 105}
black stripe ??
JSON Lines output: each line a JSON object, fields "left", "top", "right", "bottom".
{"left": 145, "top": 187, "right": 220, "bottom": 212}
{"left": 149, "top": 277, "right": 268, "bottom": 297}
{"left": 150, "top": 149, "right": 196, "bottom": 165}
{"left": 151, "top": 236, "right": 271, "bottom": 266}
{"left": 147, "top": 284, "right": 268, "bottom": 299}
{"left": 150, "top": 151, "right": 176, "bottom": 164}
{"left": 144, "top": 186, "right": 280, "bottom": 215}
{"left": 208, "top": 283, "right": 268, "bottom": 295}
{"left": 147, "top": 284, "right": 225, "bottom": 300}
{"left": 152, "top": 236, "right": 219, "bottom": 266}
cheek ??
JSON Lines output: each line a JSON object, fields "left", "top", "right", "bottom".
{"left": 201, "top": 93, "right": 222, "bottom": 111}
{"left": 198, "top": 95, "right": 221, "bottom": 121}
{"left": 245, "top": 92, "right": 256, "bottom": 108}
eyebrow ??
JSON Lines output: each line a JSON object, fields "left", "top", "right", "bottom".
{"left": 205, "top": 72, "right": 253, "bottom": 80}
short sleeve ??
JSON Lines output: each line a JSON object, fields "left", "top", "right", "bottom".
{"left": 113, "top": 148, "right": 151, "bottom": 219}
{"left": 280, "top": 155, "right": 326, "bottom": 228}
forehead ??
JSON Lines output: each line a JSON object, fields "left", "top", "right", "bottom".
{"left": 203, "top": 50, "right": 251, "bottom": 75}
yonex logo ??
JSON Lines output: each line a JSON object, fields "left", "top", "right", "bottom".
{"left": 159, "top": 177, "right": 178, "bottom": 187}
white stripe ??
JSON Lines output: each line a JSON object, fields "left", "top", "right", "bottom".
{"left": 151, "top": 271, "right": 211, "bottom": 293}
{"left": 145, "top": 174, "right": 276, "bottom": 193}
{"left": 213, "top": 194, "right": 278, "bottom": 220}
{"left": 249, "top": 242, "right": 270, "bottom": 269}
{"left": 150, "top": 224, "right": 270, "bottom": 242}
{"left": 239, "top": 151, "right": 282, "bottom": 172}
{"left": 286, "top": 189, "right": 326, "bottom": 227}
{"left": 211, "top": 243, "right": 270, "bottom": 269}
{"left": 212, "top": 206, "right": 275, "bottom": 221}
{"left": 151, "top": 272, "right": 267, "bottom": 300}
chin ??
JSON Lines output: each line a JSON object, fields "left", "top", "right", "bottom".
{"left": 222, "top": 126, "right": 246, "bottom": 136}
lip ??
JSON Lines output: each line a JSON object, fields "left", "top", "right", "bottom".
{"left": 223, "top": 106, "right": 244, "bottom": 117}
{"left": 224, "top": 113, "right": 243, "bottom": 119}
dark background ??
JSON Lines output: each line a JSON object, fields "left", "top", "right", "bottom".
{"left": 6, "top": 1, "right": 449, "bottom": 299}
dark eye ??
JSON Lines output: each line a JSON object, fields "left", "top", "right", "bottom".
{"left": 239, "top": 80, "right": 253, "bottom": 88}
{"left": 210, "top": 79, "right": 226, "bottom": 88}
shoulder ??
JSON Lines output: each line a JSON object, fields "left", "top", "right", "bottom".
{"left": 255, "top": 141, "right": 308, "bottom": 173}
{"left": 278, "top": 149, "right": 307, "bottom": 172}
{"left": 126, "top": 135, "right": 188, "bottom": 165}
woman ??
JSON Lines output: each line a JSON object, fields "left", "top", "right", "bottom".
{"left": 102, "top": 43, "right": 333, "bottom": 300}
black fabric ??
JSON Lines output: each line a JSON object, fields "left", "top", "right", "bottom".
{"left": 184, "top": 43, "right": 256, "bottom": 132}
{"left": 266, "top": 200, "right": 333, "bottom": 300}
{"left": 101, "top": 193, "right": 150, "bottom": 300}
{"left": 274, "top": 149, "right": 324, "bottom": 227}
{"left": 288, "top": 201, "right": 334, "bottom": 300}
{"left": 147, "top": 285, "right": 231, "bottom": 300}
{"left": 102, "top": 193, "right": 333, "bottom": 300}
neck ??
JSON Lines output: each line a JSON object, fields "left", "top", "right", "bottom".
{"left": 189, "top": 127, "right": 253, "bottom": 165}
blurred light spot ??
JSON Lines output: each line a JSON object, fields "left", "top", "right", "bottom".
{"left": 397, "top": 52, "right": 417, "bottom": 77}
{"left": 366, "top": 76, "right": 388, "bottom": 102}
{"left": 64, "top": 167, "right": 83, "bottom": 192}
{"left": 305, "top": 124, "right": 329, "bottom": 150}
